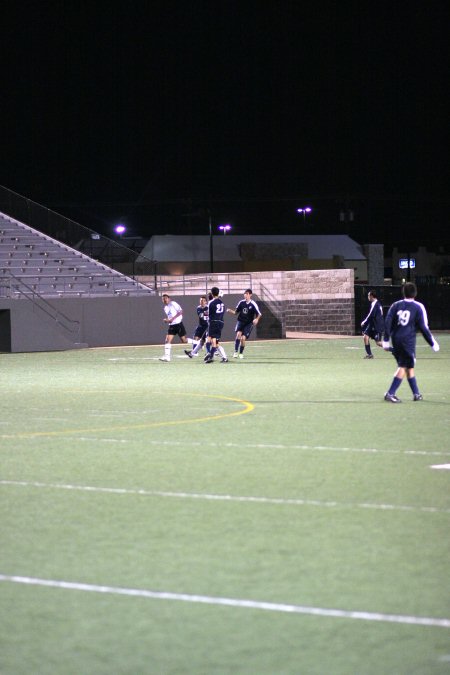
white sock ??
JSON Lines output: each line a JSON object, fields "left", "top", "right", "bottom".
{"left": 218, "top": 345, "right": 227, "bottom": 358}
{"left": 191, "top": 341, "right": 202, "bottom": 355}
{"left": 164, "top": 343, "right": 171, "bottom": 360}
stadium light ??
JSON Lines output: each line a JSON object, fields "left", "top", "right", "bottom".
{"left": 296, "top": 207, "right": 312, "bottom": 223}
{"left": 218, "top": 224, "right": 232, "bottom": 235}
{"left": 114, "top": 224, "right": 126, "bottom": 237}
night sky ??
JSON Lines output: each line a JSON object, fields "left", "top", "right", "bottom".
{"left": 1, "top": 2, "right": 449, "bottom": 248}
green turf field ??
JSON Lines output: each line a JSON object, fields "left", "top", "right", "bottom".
{"left": 1, "top": 335, "right": 449, "bottom": 674}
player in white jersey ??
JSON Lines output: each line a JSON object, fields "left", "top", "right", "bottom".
{"left": 159, "top": 294, "right": 188, "bottom": 361}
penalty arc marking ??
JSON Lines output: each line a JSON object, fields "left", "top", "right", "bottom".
{"left": 0, "top": 393, "right": 254, "bottom": 439}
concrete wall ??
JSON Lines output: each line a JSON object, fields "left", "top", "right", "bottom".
{"left": 0, "top": 269, "right": 354, "bottom": 352}
{"left": 0, "top": 294, "right": 241, "bottom": 353}
{"left": 0, "top": 299, "right": 82, "bottom": 352}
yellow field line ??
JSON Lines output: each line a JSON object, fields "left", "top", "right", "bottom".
{"left": 3, "top": 393, "right": 254, "bottom": 439}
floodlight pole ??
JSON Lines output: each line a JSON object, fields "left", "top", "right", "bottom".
{"left": 208, "top": 211, "right": 214, "bottom": 273}
{"left": 297, "top": 207, "right": 312, "bottom": 223}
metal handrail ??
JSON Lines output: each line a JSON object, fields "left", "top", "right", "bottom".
{"left": 1, "top": 272, "right": 81, "bottom": 339}
{"left": 155, "top": 273, "right": 253, "bottom": 295}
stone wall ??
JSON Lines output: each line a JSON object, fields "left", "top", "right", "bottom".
{"left": 284, "top": 297, "right": 354, "bottom": 334}
{"left": 251, "top": 269, "right": 354, "bottom": 335}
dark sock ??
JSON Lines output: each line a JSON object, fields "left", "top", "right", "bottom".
{"left": 365, "top": 344, "right": 372, "bottom": 356}
{"left": 407, "top": 377, "right": 419, "bottom": 395}
{"left": 388, "top": 377, "right": 402, "bottom": 395}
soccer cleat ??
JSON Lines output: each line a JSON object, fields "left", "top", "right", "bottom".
{"left": 220, "top": 357, "right": 229, "bottom": 363}
{"left": 184, "top": 350, "right": 193, "bottom": 358}
{"left": 384, "top": 392, "right": 401, "bottom": 403}
{"left": 233, "top": 352, "right": 238, "bottom": 358}
{"left": 364, "top": 354, "right": 374, "bottom": 359}
{"left": 239, "top": 354, "right": 244, "bottom": 359}
{"left": 413, "top": 393, "right": 423, "bottom": 401}
{"left": 204, "top": 354, "right": 213, "bottom": 363}
{"left": 159, "top": 356, "right": 170, "bottom": 362}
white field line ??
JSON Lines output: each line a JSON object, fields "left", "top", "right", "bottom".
{"left": 0, "top": 574, "right": 449, "bottom": 629}
{"left": 1, "top": 480, "right": 449, "bottom": 514}
{"left": 79, "top": 437, "right": 131, "bottom": 443}
{"left": 106, "top": 357, "right": 161, "bottom": 361}
{"left": 4, "top": 431, "right": 449, "bottom": 457}
{"left": 74, "top": 439, "right": 450, "bottom": 457}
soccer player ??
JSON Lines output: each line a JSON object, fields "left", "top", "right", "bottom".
{"left": 361, "top": 290, "right": 384, "bottom": 359}
{"left": 382, "top": 282, "right": 439, "bottom": 402}
{"left": 159, "top": 293, "right": 188, "bottom": 361}
{"left": 204, "top": 287, "right": 227, "bottom": 363}
{"left": 184, "top": 295, "right": 209, "bottom": 357}
{"left": 226, "top": 288, "right": 262, "bottom": 359}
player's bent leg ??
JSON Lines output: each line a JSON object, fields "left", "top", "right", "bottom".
{"left": 363, "top": 334, "right": 373, "bottom": 358}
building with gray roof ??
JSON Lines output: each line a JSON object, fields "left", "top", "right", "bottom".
{"left": 140, "top": 234, "right": 369, "bottom": 281}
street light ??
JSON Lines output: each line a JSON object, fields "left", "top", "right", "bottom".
{"left": 218, "top": 224, "right": 232, "bottom": 235}
{"left": 297, "top": 207, "right": 312, "bottom": 223}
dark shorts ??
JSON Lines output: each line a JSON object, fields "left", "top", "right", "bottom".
{"left": 208, "top": 320, "right": 224, "bottom": 340}
{"left": 168, "top": 322, "right": 187, "bottom": 337}
{"left": 235, "top": 320, "right": 254, "bottom": 339}
{"left": 194, "top": 325, "right": 208, "bottom": 340}
{"left": 392, "top": 341, "right": 415, "bottom": 369}
{"left": 363, "top": 328, "right": 382, "bottom": 341}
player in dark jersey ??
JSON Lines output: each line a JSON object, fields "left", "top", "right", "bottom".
{"left": 184, "top": 295, "right": 208, "bottom": 358}
{"left": 382, "top": 282, "right": 439, "bottom": 402}
{"left": 226, "top": 288, "right": 262, "bottom": 359}
{"left": 361, "top": 290, "right": 384, "bottom": 359}
{"left": 204, "top": 287, "right": 227, "bottom": 363}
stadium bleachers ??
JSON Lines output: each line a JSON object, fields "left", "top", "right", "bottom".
{"left": 0, "top": 214, "right": 154, "bottom": 298}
